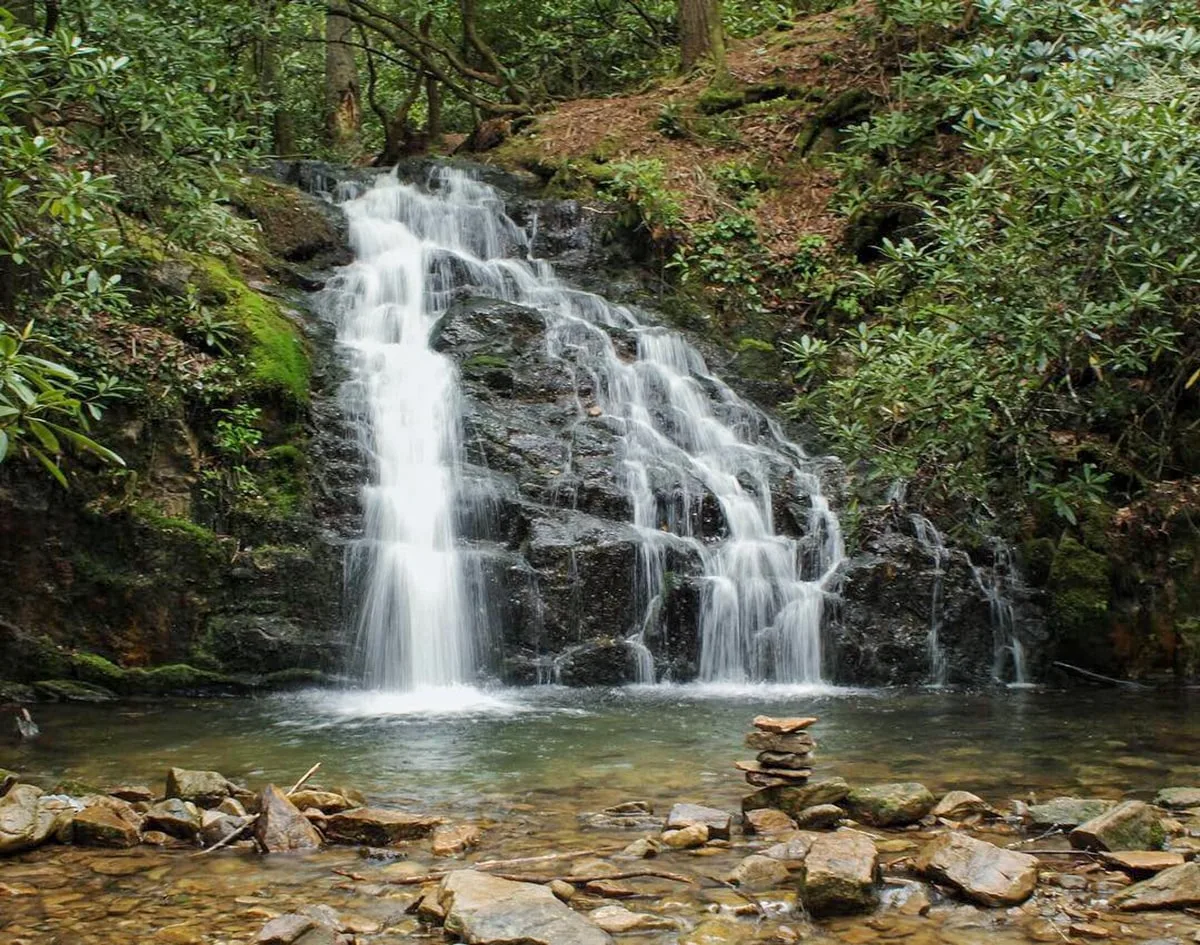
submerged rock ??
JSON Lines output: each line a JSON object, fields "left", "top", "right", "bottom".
{"left": 437, "top": 870, "right": 611, "bottom": 945}
{"left": 1154, "top": 787, "right": 1200, "bottom": 810}
{"left": 254, "top": 785, "right": 321, "bottom": 853}
{"left": 587, "top": 904, "right": 676, "bottom": 933}
{"left": 801, "top": 828, "right": 879, "bottom": 915}
{"left": 1028, "top": 797, "right": 1114, "bottom": 829}
{"left": 913, "top": 832, "right": 1038, "bottom": 906}
{"left": 432, "top": 823, "right": 482, "bottom": 856}
{"left": 726, "top": 854, "right": 790, "bottom": 889}
{"left": 325, "top": 808, "right": 444, "bottom": 845}
{"left": 845, "top": 782, "right": 935, "bottom": 827}
{"left": 256, "top": 914, "right": 315, "bottom": 945}
{"left": 1112, "top": 861, "right": 1200, "bottom": 911}
{"left": 763, "top": 831, "right": 821, "bottom": 865}
{"left": 1069, "top": 801, "right": 1165, "bottom": 852}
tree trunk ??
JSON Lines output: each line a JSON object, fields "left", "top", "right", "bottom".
{"left": 325, "top": 4, "right": 361, "bottom": 158}
{"left": 258, "top": 2, "right": 296, "bottom": 157}
{"left": 678, "top": 0, "right": 725, "bottom": 72}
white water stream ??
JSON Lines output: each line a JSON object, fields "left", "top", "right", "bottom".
{"left": 330, "top": 167, "right": 843, "bottom": 693}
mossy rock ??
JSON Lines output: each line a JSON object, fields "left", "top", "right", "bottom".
{"left": 68, "top": 653, "right": 127, "bottom": 690}
{"left": 256, "top": 668, "right": 336, "bottom": 689}
{"left": 732, "top": 338, "right": 783, "bottom": 382}
{"left": 1048, "top": 536, "right": 1113, "bottom": 665}
{"left": 191, "top": 256, "right": 311, "bottom": 405}
{"left": 32, "top": 680, "right": 117, "bottom": 703}
{"left": 229, "top": 176, "right": 343, "bottom": 263}
{"left": 122, "top": 664, "right": 244, "bottom": 696}
{"left": 0, "top": 682, "right": 36, "bottom": 703}
{"left": 0, "top": 629, "right": 71, "bottom": 683}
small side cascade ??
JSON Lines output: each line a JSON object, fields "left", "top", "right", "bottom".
{"left": 971, "top": 541, "right": 1031, "bottom": 686}
{"left": 909, "top": 514, "right": 950, "bottom": 687}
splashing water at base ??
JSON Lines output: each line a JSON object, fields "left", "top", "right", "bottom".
{"left": 328, "top": 166, "right": 844, "bottom": 691}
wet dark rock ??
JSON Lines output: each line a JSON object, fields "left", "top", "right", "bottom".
{"left": 254, "top": 785, "right": 322, "bottom": 852}
{"left": 556, "top": 639, "right": 641, "bottom": 687}
{"left": 845, "top": 782, "right": 935, "bottom": 827}
{"left": 144, "top": 798, "right": 202, "bottom": 840}
{"left": 31, "top": 680, "right": 115, "bottom": 703}
{"left": 324, "top": 808, "right": 444, "bottom": 846}
{"left": 743, "top": 776, "right": 850, "bottom": 816}
{"left": 794, "top": 804, "right": 845, "bottom": 829}
{"left": 110, "top": 785, "right": 156, "bottom": 804}
{"left": 200, "top": 809, "right": 249, "bottom": 846}
{"left": 914, "top": 833, "right": 1038, "bottom": 906}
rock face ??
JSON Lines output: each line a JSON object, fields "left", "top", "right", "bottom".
{"left": 914, "top": 833, "right": 1038, "bottom": 906}
{"left": 802, "top": 829, "right": 879, "bottom": 915}
{"left": 1069, "top": 801, "right": 1165, "bottom": 852}
{"left": 1113, "top": 862, "right": 1200, "bottom": 911}
{"left": 437, "top": 870, "right": 611, "bottom": 945}
{"left": 324, "top": 808, "right": 443, "bottom": 846}
{"left": 254, "top": 785, "right": 322, "bottom": 852}
{"left": 845, "top": 782, "right": 935, "bottom": 826}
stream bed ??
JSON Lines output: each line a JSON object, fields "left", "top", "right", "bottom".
{"left": 2, "top": 685, "right": 1198, "bottom": 945}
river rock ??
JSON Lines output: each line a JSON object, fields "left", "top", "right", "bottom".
{"left": 257, "top": 914, "right": 315, "bottom": 945}
{"left": 289, "top": 790, "right": 354, "bottom": 814}
{"left": 617, "top": 837, "right": 659, "bottom": 859}
{"left": 745, "top": 730, "right": 815, "bottom": 753}
{"left": 743, "top": 808, "right": 796, "bottom": 835}
{"left": 1100, "top": 851, "right": 1185, "bottom": 876}
{"left": 666, "top": 803, "right": 731, "bottom": 840}
{"left": 254, "top": 785, "right": 322, "bottom": 852}
{"left": 217, "top": 797, "right": 248, "bottom": 817}
{"left": 71, "top": 804, "right": 141, "bottom": 848}
{"left": 165, "top": 768, "right": 237, "bottom": 807}
{"left": 200, "top": 809, "right": 248, "bottom": 846}
{"left": 763, "top": 831, "right": 821, "bottom": 865}
{"left": 109, "top": 785, "right": 155, "bottom": 803}
{"left": 0, "top": 785, "right": 54, "bottom": 854}
{"left": 144, "top": 798, "right": 202, "bottom": 840}
{"left": 743, "top": 777, "right": 850, "bottom": 815}
{"left": 756, "top": 751, "right": 812, "bottom": 771}
{"left": 1113, "top": 861, "right": 1200, "bottom": 911}
{"left": 325, "top": 807, "right": 444, "bottom": 845}
{"left": 794, "top": 803, "right": 844, "bottom": 829}
{"left": 587, "top": 904, "right": 675, "bottom": 933}
{"left": 726, "top": 854, "right": 790, "bottom": 889}
{"left": 753, "top": 715, "right": 817, "bottom": 734}
{"left": 437, "top": 870, "right": 611, "bottom": 945}
{"left": 1154, "top": 787, "right": 1200, "bottom": 810}
{"left": 845, "top": 782, "right": 935, "bottom": 826}
{"left": 661, "top": 824, "right": 708, "bottom": 849}
{"left": 1069, "top": 801, "right": 1165, "bottom": 852}
{"left": 931, "top": 791, "right": 992, "bottom": 820}
{"left": 433, "top": 823, "right": 482, "bottom": 856}
{"left": 913, "top": 832, "right": 1038, "bottom": 906}
{"left": 1028, "top": 797, "right": 1114, "bottom": 828}
{"left": 801, "top": 828, "right": 879, "bottom": 915}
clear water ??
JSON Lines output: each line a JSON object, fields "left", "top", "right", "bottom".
{"left": 325, "top": 167, "right": 843, "bottom": 690}
{"left": 6, "top": 687, "right": 1197, "bottom": 814}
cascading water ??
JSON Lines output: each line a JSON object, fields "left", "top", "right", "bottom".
{"left": 330, "top": 166, "right": 843, "bottom": 690}
{"left": 972, "top": 541, "right": 1031, "bottom": 686}
{"left": 909, "top": 514, "right": 950, "bottom": 686}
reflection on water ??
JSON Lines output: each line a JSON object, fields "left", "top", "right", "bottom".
{"left": 4, "top": 685, "right": 1198, "bottom": 813}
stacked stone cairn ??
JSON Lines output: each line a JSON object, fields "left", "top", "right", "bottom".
{"left": 736, "top": 714, "right": 817, "bottom": 790}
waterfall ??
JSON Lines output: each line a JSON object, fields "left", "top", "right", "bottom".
{"left": 972, "top": 541, "right": 1031, "bottom": 686}
{"left": 909, "top": 514, "right": 949, "bottom": 686}
{"left": 329, "top": 166, "right": 843, "bottom": 690}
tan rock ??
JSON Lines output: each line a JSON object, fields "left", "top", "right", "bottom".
{"left": 743, "top": 808, "right": 796, "bottom": 836}
{"left": 735, "top": 759, "right": 813, "bottom": 781}
{"left": 256, "top": 914, "right": 314, "bottom": 945}
{"left": 1113, "top": 861, "right": 1200, "bottom": 911}
{"left": 661, "top": 824, "right": 708, "bottom": 849}
{"left": 1100, "top": 850, "right": 1185, "bottom": 876}
{"left": 253, "top": 785, "right": 322, "bottom": 853}
{"left": 931, "top": 791, "right": 992, "bottom": 820}
{"left": 433, "top": 823, "right": 482, "bottom": 857}
{"left": 437, "top": 870, "right": 612, "bottom": 945}
{"left": 325, "top": 808, "right": 444, "bottom": 845}
{"left": 71, "top": 805, "right": 140, "bottom": 848}
{"left": 753, "top": 715, "right": 818, "bottom": 734}
{"left": 725, "top": 854, "right": 790, "bottom": 889}
{"left": 745, "top": 730, "right": 815, "bottom": 752}
{"left": 665, "top": 803, "right": 731, "bottom": 839}
{"left": 288, "top": 790, "right": 353, "bottom": 814}
{"left": 801, "top": 828, "right": 879, "bottom": 915}
{"left": 913, "top": 832, "right": 1037, "bottom": 906}
{"left": 549, "top": 879, "right": 576, "bottom": 902}
{"left": 1070, "top": 924, "right": 1111, "bottom": 940}
{"left": 587, "top": 904, "right": 675, "bottom": 933}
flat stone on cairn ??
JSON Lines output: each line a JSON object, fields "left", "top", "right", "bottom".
{"left": 738, "top": 716, "right": 818, "bottom": 790}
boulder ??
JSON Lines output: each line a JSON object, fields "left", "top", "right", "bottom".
{"left": 0, "top": 784, "right": 56, "bottom": 854}
{"left": 931, "top": 791, "right": 992, "bottom": 820}
{"left": 794, "top": 804, "right": 844, "bottom": 829}
{"left": 845, "top": 782, "right": 935, "bottom": 827}
{"left": 71, "top": 804, "right": 141, "bottom": 848}
{"left": 437, "top": 870, "right": 612, "bottom": 945}
{"left": 665, "top": 803, "right": 731, "bottom": 840}
{"left": 801, "top": 828, "right": 879, "bottom": 915}
{"left": 913, "top": 832, "right": 1038, "bottom": 906}
{"left": 254, "top": 785, "right": 322, "bottom": 853}
{"left": 165, "top": 768, "right": 234, "bottom": 807}
{"left": 288, "top": 790, "right": 353, "bottom": 814}
{"left": 743, "top": 808, "right": 795, "bottom": 836}
{"left": 726, "top": 854, "right": 790, "bottom": 889}
{"left": 743, "top": 777, "right": 849, "bottom": 816}
{"left": 144, "top": 798, "right": 202, "bottom": 840}
{"left": 1154, "top": 787, "right": 1200, "bottom": 810}
{"left": 1112, "top": 862, "right": 1200, "bottom": 911}
{"left": 1028, "top": 797, "right": 1114, "bottom": 829}
{"left": 257, "top": 915, "right": 315, "bottom": 945}
{"left": 324, "top": 808, "right": 444, "bottom": 846}
{"left": 1069, "top": 801, "right": 1165, "bottom": 852}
